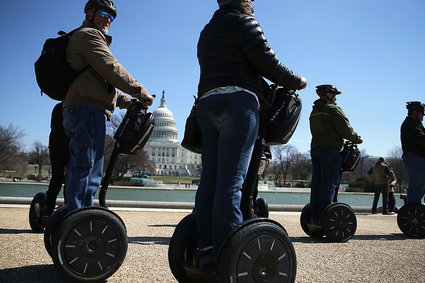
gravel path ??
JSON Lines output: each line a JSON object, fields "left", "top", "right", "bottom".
{"left": 0, "top": 206, "right": 423, "bottom": 283}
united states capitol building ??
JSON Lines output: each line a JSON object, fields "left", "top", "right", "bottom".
{"left": 144, "top": 93, "right": 201, "bottom": 176}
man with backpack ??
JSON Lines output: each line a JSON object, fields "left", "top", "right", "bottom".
{"left": 62, "top": 0, "right": 154, "bottom": 212}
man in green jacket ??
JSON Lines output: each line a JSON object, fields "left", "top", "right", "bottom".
{"left": 309, "top": 84, "right": 362, "bottom": 225}
{"left": 63, "top": 0, "right": 154, "bottom": 212}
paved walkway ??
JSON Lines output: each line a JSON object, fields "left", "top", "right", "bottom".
{"left": 0, "top": 205, "right": 424, "bottom": 283}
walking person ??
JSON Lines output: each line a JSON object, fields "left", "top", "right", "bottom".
{"left": 368, "top": 157, "right": 393, "bottom": 215}
{"left": 194, "top": 0, "right": 307, "bottom": 267}
{"left": 309, "top": 84, "right": 363, "bottom": 226}
{"left": 63, "top": 0, "right": 154, "bottom": 212}
{"left": 400, "top": 101, "right": 425, "bottom": 204}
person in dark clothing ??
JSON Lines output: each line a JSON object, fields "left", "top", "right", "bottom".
{"left": 45, "top": 102, "right": 70, "bottom": 215}
{"left": 400, "top": 101, "right": 425, "bottom": 204}
{"left": 195, "top": 0, "right": 307, "bottom": 264}
{"left": 309, "top": 84, "right": 363, "bottom": 225}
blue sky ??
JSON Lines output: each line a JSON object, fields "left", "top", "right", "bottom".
{"left": 0, "top": 0, "right": 424, "bottom": 158}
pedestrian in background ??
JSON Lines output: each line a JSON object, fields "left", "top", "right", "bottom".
{"left": 368, "top": 157, "right": 393, "bottom": 215}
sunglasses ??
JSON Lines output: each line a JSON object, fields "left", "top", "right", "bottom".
{"left": 98, "top": 11, "right": 114, "bottom": 22}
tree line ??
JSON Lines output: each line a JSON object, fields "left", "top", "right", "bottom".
{"left": 0, "top": 123, "right": 154, "bottom": 181}
{"left": 265, "top": 144, "right": 408, "bottom": 192}
{"left": 1, "top": 122, "right": 408, "bottom": 191}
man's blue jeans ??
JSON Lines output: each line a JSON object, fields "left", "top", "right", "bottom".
{"left": 310, "top": 147, "right": 342, "bottom": 222}
{"left": 63, "top": 105, "right": 106, "bottom": 212}
{"left": 403, "top": 153, "right": 425, "bottom": 204}
{"left": 195, "top": 92, "right": 259, "bottom": 257}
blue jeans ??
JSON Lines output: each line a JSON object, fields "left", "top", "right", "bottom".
{"left": 310, "top": 147, "right": 342, "bottom": 222}
{"left": 195, "top": 92, "right": 259, "bottom": 256}
{"left": 63, "top": 105, "right": 106, "bottom": 212}
{"left": 403, "top": 153, "right": 425, "bottom": 204}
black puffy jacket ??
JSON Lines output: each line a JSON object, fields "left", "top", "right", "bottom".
{"left": 197, "top": 6, "right": 303, "bottom": 98}
{"left": 401, "top": 116, "right": 425, "bottom": 158}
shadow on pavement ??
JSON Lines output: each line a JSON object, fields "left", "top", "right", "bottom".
{"left": 0, "top": 228, "right": 34, "bottom": 235}
{"left": 128, "top": 235, "right": 171, "bottom": 246}
{"left": 0, "top": 265, "right": 64, "bottom": 283}
{"left": 290, "top": 233, "right": 408, "bottom": 243}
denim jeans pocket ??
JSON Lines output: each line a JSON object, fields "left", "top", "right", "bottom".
{"left": 74, "top": 123, "right": 92, "bottom": 167}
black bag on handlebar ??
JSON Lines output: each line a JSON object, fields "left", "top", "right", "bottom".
{"left": 341, "top": 141, "right": 361, "bottom": 172}
{"left": 263, "top": 84, "right": 302, "bottom": 146}
{"left": 114, "top": 103, "right": 155, "bottom": 155}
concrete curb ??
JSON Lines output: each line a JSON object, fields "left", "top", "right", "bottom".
{"left": 0, "top": 196, "right": 372, "bottom": 213}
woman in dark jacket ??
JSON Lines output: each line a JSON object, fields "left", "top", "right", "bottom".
{"left": 195, "top": 0, "right": 307, "bottom": 263}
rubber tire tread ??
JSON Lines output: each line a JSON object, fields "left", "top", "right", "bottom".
{"left": 217, "top": 221, "right": 296, "bottom": 283}
{"left": 51, "top": 208, "right": 127, "bottom": 282}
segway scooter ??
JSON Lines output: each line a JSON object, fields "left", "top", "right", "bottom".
{"left": 43, "top": 101, "right": 154, "bottom": 282}
{"left": 300, "top": 141, "right": 360, "bottom": 242}
{"left": 168, "top": 85, "right": 301, "bottom": 283}
{"left": 29, "top": 192, "right": 50, "bottom": 232}
{"left": 397, "top": 203, "right": 425, "bottom": 238}
{"left": 29, "top": 184, "right": 67, "bottom": 232}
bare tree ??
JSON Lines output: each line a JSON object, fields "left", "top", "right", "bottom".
{"left": 271, "top": 144, "right": 300, "bottom": 186}
{"left": 104, "top": 119, "right": 155, "bottom": 179}
{"left": 106, "top": 112, "right": 125, "bottom": 136}
{"left": 0, "top": 124, "right": 24, "bottom": 172}
{"left": 28, "top": 141, "right": 49, "bottom": 181}
{"left": 350, "top": 149, "right": 373, "bottom": 181}
{"left": 291, "top": 152, "right": 312, "bottom": 182}
{"left": 386, "top": 146, "right": 408, "bottom": 191}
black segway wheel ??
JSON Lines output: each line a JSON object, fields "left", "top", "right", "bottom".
{"left": 300, "top": 203, "right": 324, "bottom": 238}
{"left": 322, "top": 203, "right": 357, "bottom": 242}
{"left": 397, "top": 203, "right": 425, "bottom": 238}
{"left": 255, "top": 198, "right": 269, "bottom": 218}
{"left": 217, "top": 219, "right": 296, "bottom": 283}
{"left": 168, "top": 213, "right": 205, "bottom": 283}
{"left": 29, "top": 192, "right": 47, "bottom": 232}
{"left": 44, "top": 205, "right": 69, "bottom": 257}
{"left": 51, "top": 207, "right": 127, "bottom": 282}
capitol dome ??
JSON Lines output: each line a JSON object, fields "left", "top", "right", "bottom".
{"left": 151, "top": 93, "right": 178, "bottom": 142}
{"left": 144, "top": 91, "right": 202, "bottom": 177}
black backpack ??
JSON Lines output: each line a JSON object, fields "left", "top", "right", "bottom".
{"left": 263, "top": 84, "right": 302, "bottom": 146}
{"left": 34, "top": 29, "right": 86, "bottom": 101}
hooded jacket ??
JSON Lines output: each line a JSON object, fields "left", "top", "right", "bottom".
{"left": 197, "top": 6, "right": 303, "bottom": 98}
{"left": 64, "top": 20, "right": 145, "bottom": 118}
{"left": 310, "top": 98, "right": 361, "bottom": 149}
{"left": 368, "top": 162, "right": 391, "bottom": 185}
